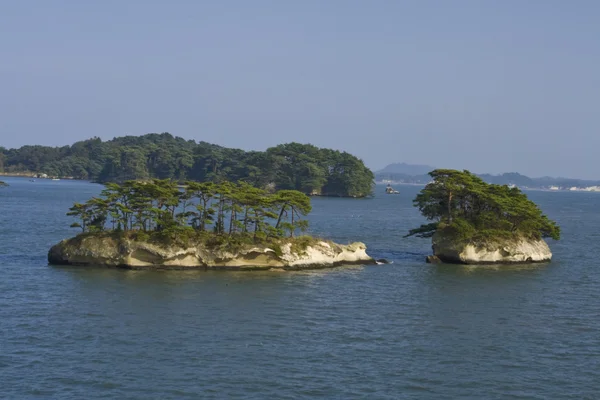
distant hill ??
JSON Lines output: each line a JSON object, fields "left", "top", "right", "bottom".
{"left": 375, "top": 167, "right": 600, "bottom": 190}
{"left": 377, "top": 162, "right": 434, "bottom": 176}
{"left": 477, "top": 172, "right": 535, "bottom": 187}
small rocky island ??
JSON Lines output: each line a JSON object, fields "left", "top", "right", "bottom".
{"left": 406, "top": 169, "right": 560, "bottom": 265}
{"left": 48, "top": 180, "right": 374, "bottom": 270}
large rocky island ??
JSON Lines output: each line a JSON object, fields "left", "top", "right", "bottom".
{"left": 48, "top": 179, "right": 374, "bottom": 270}
{"left": 407, "top": 169, "right": 560, "bottom": 265}
{"left": 48, "top": 234, "right": 372, "bottom": 270}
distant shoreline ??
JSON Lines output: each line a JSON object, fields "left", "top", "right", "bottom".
{"left": 0, "top": 172, "right": 36, "bottom": 177}
{"left": 378, "top": 181, "right": 600, "bottom": 193}
{"left": 375, "top": 181, "right": 425, "bottom": 186}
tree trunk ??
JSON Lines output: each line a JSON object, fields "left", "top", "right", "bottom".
{"left": 253, "top": 211, "right": 259, "bottom": 240}
{"left": 243, "top": 207, "right": 249, "bottom": 232}
{"left": 275, "top": 203, "right": 287, "bottom": 229}
{"left": 218, "top": 197, "right": 225, "bottom": 234}
{"left": 228, "top": 205, "right": 235, "bottom": 235}
{"left": 200, "top": 199, "right": 207, "bottom": 231}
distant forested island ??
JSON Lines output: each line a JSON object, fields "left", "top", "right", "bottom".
{"left": 376, "top": 163, "right": 600, "bottom": 191}
{"left": 0, "top": 133, "right": 374, "bottom": 197}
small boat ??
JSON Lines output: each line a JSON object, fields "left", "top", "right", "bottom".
{"left": 51, "top": 178, "right": 60, "bottom": 181}
{"left": 385, "top": 184, "right": 399, "bottom": 194}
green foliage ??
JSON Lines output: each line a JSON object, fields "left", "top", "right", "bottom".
{"left": 407, "top": 169, "right": 561, "bottom": 241}
{"left": 404, "top": 222, "right": 439, "bottom": 238}
{"left": 272, "top": 190, "right": 312, "bottom": 237}
{"left": 77, "top": 229, "right": 322, "bottom": 258}
{"left": 1, "top": 133, "right": 374, "bottom": 197}
{"left": 288, "top": 235, "right": 319, "bottom": 255}
{"left": 66, "top": 180, "right": 313, "bottom": 241}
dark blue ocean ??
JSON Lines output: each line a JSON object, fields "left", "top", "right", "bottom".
{"left": 1, "top": 177, "right": 599, "bottom": 399}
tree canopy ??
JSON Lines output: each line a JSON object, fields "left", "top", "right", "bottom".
{"left": 67, "top": 179, "right": 313, "bottom": 242}
{"left": 1, "top": 133, "right": 374, "bottom": 197}
{"left": 406, "top": 169, "right": 560, "bottom": 241}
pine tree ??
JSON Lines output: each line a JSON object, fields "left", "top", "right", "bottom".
{"left": 407, "top": 169, "right": 560, "bottom": 241}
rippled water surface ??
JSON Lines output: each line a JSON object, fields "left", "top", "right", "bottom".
{"left": 1, "top": 178, "right": 599, "bottom": 399}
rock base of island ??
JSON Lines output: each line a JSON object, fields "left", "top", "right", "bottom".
{"left": 429, "top": 233, "right": 552, "bottom": 265}
{"left": 48, "top": 234, "right": 375, "bottom": 270}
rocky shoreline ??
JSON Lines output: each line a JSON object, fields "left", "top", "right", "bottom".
{"left": 426, "top": 232, "right": 552, "bottom": 265}
{"left": 48, "top": 234, "right": 375, "bottom": 271}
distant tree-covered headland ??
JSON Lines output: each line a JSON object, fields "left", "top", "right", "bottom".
{"left": 406, "top": 169, "right": 561, "bottom": 242}
{"left": 0, "top": 133, "right": 374, "bottom": 197}
{"left": 68, "top": 179, "right": 312, "bottom": 242}
{"left": 376, "top": 163, "right": 600, "bottom": 190}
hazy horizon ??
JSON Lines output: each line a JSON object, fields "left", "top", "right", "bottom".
{"left": 2, "top": 1, "right": 599, "bottom": 179}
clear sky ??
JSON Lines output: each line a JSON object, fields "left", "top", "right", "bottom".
{"left": 1, "top": 0, "right": 599, "bottom": 178}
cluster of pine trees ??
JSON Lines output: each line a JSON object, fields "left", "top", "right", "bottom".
{"left": 68, "top": 179, "right": 312, "bottom": 241}
{"left": 1, "top": 133, "right": 374, "bottom": 197}
{"left": 407, "top": 169, "right": 561, "bottom": 241}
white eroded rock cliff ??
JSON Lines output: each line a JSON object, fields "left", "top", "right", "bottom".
{"left": 430, "top": 232, "right": 552, "bottom": 264}
{"left": 48, "top": 234, "right": 374, "bottom": 270}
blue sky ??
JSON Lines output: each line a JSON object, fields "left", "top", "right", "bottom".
{"left": 1, "top": 0, "right": 599, "bottom": 178}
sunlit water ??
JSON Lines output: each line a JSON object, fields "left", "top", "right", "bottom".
{"left": 1, "top": 178, "right": 599, "bottom": 399}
